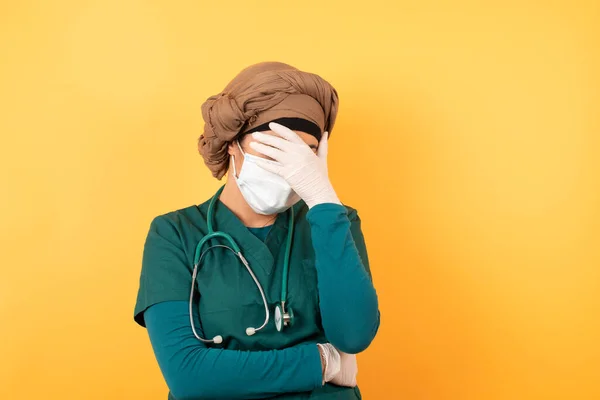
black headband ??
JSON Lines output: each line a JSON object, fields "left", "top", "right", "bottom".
{"left": 241, "top": 117, "right": 322, "bottom": 142}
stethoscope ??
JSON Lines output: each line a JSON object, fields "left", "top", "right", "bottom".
{"left": 189, "top": 186, "right": 295, "bottom": 344}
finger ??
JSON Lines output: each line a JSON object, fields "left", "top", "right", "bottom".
{"left": 251, "top": 131, "right": 294, "bottom": 152}
{"left": 317, "top": 131, "right": 329, "bottom": 160}
{"left": 268, "top": 122, "right": 305, "bottom": 144}
{"left": 253, "top": 157, "right": 283, "bottom": 176}
{"left": 249, "top": 141, "right": 286, "bottom": 162}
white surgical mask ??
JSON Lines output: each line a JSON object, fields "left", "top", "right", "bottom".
{"left": 232, "top": 141, "right": 299, "bottom": 215}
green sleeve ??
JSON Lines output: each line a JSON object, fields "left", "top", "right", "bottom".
{"left": 347, "top": 207, "right": 373, "bottom": 279}
{"left": 306, "top": 203, "right": 380, "bottom": 354}
{"left": 145, "top": 301, "right": 322, "bottom": 399}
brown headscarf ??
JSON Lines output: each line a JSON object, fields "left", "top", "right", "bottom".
{"left": 198, "top": 62, "right": 339, "bottom": 179}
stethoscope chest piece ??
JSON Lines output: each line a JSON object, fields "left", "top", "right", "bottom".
{"left": 275, "top": 303, "right": 294, "bottom": 332}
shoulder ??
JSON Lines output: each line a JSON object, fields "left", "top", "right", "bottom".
{"left": 343, "top": 204, "right": 359, "bottom": 221}
{"left": 146, "top": 197, "right": 212, "bottom": 241}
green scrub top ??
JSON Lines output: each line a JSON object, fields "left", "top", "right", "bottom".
{"left": 135, "top": 194, "right": 369, "bottom": 399}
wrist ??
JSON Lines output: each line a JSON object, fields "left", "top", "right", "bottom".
{"left": 306, "top": 193, "right": 341, "bottom": 209}
{"left": 304, "top": 182, "right": 340, "bottom": 209}
{"left": 317, "top": 343, "right": 341, "bottom": 384}
{"left": 317, "top": 345, "right": 326, "bottom": 385}
{"left": 307, "top": 199, "right": 342, "bottom": 209}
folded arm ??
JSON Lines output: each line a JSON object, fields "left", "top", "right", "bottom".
{"left": 307, "top": 204, "right": 381, "bottom": 354}
{"left": 145, "top": 301, "right": 323, "bottom": 400}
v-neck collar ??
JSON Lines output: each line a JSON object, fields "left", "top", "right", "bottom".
{"left": 209, "top": 198, "right": 294, "bottom": 276}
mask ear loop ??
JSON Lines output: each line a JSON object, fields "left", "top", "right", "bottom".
{"left": 231, "top": 140, "right": 245, "bottom": 179}
{"left": 236, "top": 140, "right": 245, "bottom": 155}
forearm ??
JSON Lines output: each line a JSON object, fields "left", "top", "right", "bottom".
{"left": 145, "top": 301, "right": 322, "bottom": 400}
{"left": 307, "top": 204, "right": 380, "bottom": 354}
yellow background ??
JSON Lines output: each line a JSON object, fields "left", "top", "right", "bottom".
{"left": 1, "top": 1, "right": 599, "bottom": 399}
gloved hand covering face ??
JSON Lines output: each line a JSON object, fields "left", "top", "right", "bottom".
{"left": 249, "top": 122, "right": 341, "bottom": 208}
{"left": 198, "top": 61, "right": 338, "bottom": 180}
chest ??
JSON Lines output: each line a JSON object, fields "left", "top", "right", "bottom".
{"left": 192, "top": 222, "right": 325, "bottom": 350}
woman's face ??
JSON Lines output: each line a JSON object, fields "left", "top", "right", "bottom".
{"left": 228, "top": 130, "right": 319, "bottom": 176}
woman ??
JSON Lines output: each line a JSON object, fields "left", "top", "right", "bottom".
{"left": 134, "top": 61, "right": 380, "bottom": 399}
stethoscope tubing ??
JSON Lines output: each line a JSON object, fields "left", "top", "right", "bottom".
{"left": 189, "top": 186, "right": 294, "bottom": 343}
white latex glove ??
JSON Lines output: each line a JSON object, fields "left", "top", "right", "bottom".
{"left": 249, "top": 122, "right": 341, "bottom": 208}
{"left": 317, "top": 343, "right": 341, "bottom": 383}
{"left": 330, "top": 350, "right": 358, "bottom": 387}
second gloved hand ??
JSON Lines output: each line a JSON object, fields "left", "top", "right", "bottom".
{"left": 249, "top": 122, "right": 341, "bottom": 209}
{"left": 317, "top": 344, "right": 358, "bottom": 388}
{"left": 330, "top": 350, "right": 358, "bottom": 388}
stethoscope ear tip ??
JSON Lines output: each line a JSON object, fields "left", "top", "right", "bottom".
{"left": 213, "top": 335, "right": 223, "bottom": 344}
{"left": 245, "top": 327, "right": 256, "bottom": 336}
